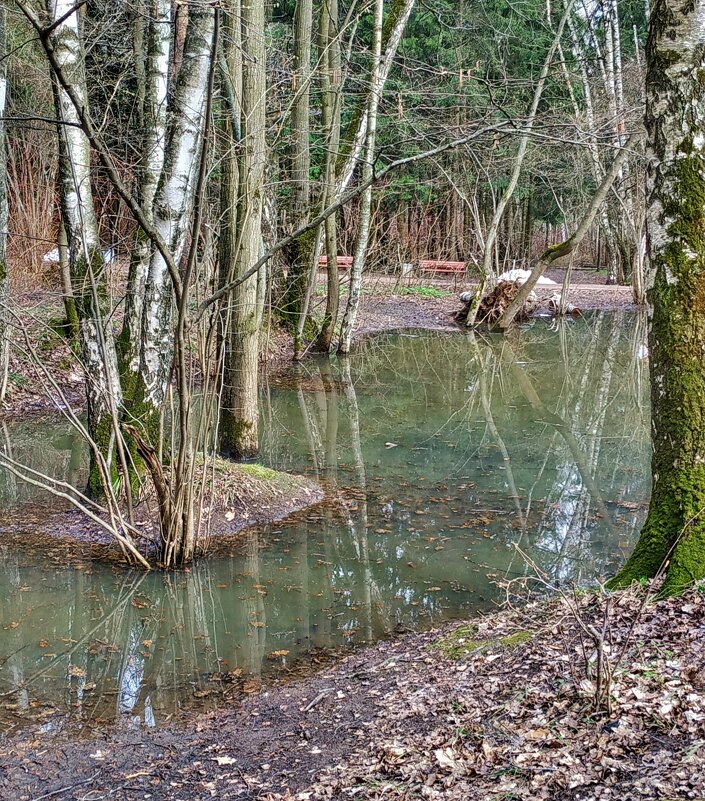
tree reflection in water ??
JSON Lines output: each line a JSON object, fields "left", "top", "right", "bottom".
{"left": 0, "top": 312, "right": 649, "bottom": 730}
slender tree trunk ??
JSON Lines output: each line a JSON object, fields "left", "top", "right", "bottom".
{"left": 117, "top": 0, "right": 171, "bottom": 384}
{"left": 286, "top": 0, "right": 415, "bottom": 353}
{"left": 610, "top": 0, "right": 705, "bottom": 595}
{"left": 338, "top": 0, "right": 384, "bottom": 354}
{"left": 0, "top": 6, "right": 7, "bottom": 405}
{"left": 48, "top": 0, "right": 123, "bottom": 493}
{"left": 57, "top": 219, "right": 79, "bottom": 340}
{"left": 313, "top": 0, "right": 342, "bottom": 353}
{"left": 566, "top": 0, "right": 620, "bottom": 284}
{"left": 280, "top": 0, "right": 313, "bottom": 336}
{"left": 335, "top": 0, "right": 415, "bottom": 191}
{"left": 136, "top": 5, "right": 216, "bottom": 428}
{"left": 469, "top": 0, "right": 573, "bottom": 326}
{"left": 219, "top": 0, "right": 266, "bottom": 458}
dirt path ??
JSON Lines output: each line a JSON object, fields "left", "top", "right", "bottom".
{"left": 1, "top": 586, "right": 702, "bottom": 800}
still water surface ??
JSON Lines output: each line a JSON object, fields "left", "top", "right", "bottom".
{"left": 0, "top": 313, "right": 650, "bottom": 732}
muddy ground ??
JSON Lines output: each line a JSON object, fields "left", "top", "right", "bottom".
{"left": 1, "top": 584, "right": 703, "bottom": 800}
{"left": 0, "top": 460, "right": 323, "bottom": 562}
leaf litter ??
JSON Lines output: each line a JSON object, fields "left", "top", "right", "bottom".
{"left": 1, "top": 584, "right": 704, "bottom": 800}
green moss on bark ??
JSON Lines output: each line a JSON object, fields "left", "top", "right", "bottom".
{"left": 219, "top": 413, "right": 257, "bottom": 460}
{"left": 87, "top": 413, "right": 120, "bottom": 498}
{"left": 610, "top": 150, "right": 705, "bottom": 594}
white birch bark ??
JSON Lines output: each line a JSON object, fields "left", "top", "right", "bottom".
{"left": 47, "top": 0, "right": 123, "bottom": 453}
{"left": 336, "top": 0, "right": 415, "bottom": 194}
{"left": 139, "top": 4, "right": 216, "bottom": 410}
{"left": 119, "top": 0, "right": 171, "bottom": 377}
{"left": 338, "top": 0, "right": 384, "bottom": 353}
{"left": 292, "top": 0, "right": 313, "bottom": 224}
{"left": 566, "top": 4, "right": 615, "bottom": 267}
{"left": 477, "top": 1, "right": 574, "bottom": 298}
{"left": 289, "top": 0, "right": 415, "bottom": 349}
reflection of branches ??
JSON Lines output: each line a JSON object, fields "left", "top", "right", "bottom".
{"left": 0, "top": 572, "right": 148, "bottom": 699}
{"left": 340, "top": 359, "right": 391, "bottom": 638}
{"left": 469, "top": 334, "right": 526, "bottom": 531}
{"left": 501, "top": 339, "right": 618, "bottom": 541}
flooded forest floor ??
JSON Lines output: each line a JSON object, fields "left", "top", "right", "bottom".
{"left": 2, "top": 583, "right": 703, "bottom": 800}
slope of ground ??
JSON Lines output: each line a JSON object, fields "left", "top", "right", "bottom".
{"left": 1, "top": 585, "right": 702, "bottom": 800}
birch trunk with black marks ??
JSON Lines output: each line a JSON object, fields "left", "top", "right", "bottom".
{"left": 338, "top": 0, "right": 384, "bottom": 354}
{"left": 136, "top": 4, "right": 216, "bottom": 436}
{"left": 0, "top": 6, "right": 8, "bottom": 405}
{"left": 48, "top": 0, "right": 123, "bottom": 493}
{"left": 610, "top": 0, "right": 705, "bottom": 595}
{"left": 335, "top": 0, "right": 415, "bottom": 192}
{"left": 219, "top": 0, "right": 266, "bottom": 458}
{"left": 117, "top": 0, "right": 171, "bottom": 384}
{"left": 294, "top": 0, "right": 415, "bottom": 358}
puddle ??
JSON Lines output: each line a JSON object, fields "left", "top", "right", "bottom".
{"left": 0, "top": 312, "right": 650, "bottom": 733}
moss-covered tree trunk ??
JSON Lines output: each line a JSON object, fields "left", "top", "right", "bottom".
{"left": 609, "top": 0, "right": 705, "bottom": 595}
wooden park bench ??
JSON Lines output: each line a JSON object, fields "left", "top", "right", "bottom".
{"left": 418, "top": 260, "right": 467, "bottom": 279}
{"left": 319, "top": 255, "right": 354, "bottom": 269}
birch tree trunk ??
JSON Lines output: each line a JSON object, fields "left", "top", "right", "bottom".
{"left": 136, "top": 4, "right": 216, "bottom": 428}
{"left": 336, "top": 0, "right": 415, "bottom": 193}
{"left": 219, "top": 0, "right": 267, "bottom": 458}
{"left": 610, "top": 0, "right": 705, "bottom": 595}
{"left": 338, "top": 0, "right": 384, "bottom": 354}
{"left": 117, "top": 0, "right": 171, "bottom": 383}
{"left": 48, "top": 0, "right": 123, "bottom": 492}
{"left": 566, "top": 3, "right": 618, "bottom": 277}
{"left": 468, "top": 0, "right": 573, "bottom": 326}
{"left": 0, "top": 6, "right": 7, "bottom": 405}
{"left": 290, "top": 0, "right": 415, "bottom": 352}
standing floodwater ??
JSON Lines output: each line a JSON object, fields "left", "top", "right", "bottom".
{"left": 0, "top": 312, "right": 650, "bottom": 733}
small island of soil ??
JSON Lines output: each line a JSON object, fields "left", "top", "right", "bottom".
{"left": 0, "top": 458, "right": 323, "bottom": 562}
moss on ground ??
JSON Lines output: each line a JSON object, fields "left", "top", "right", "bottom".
{"left": 433, "top": 625, "right": 533, "bottom": 660}
{"left": 238, "top": 463, "right": 278, "bottom": 481}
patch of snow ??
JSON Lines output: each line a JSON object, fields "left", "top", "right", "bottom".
{"left": 496, "top": 268, "right": 558, "bottom": 287}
